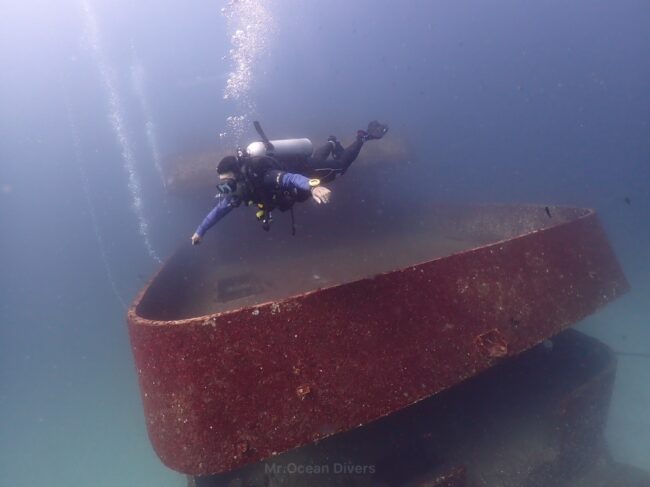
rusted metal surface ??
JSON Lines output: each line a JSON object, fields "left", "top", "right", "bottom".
{"left": 416, "top": 466, "right": 467, "bottom": 487}
{"left": 189, "top": 330, "right": 641, "bottom": 486}
{"left": 128, "top": 205, "right": 628, "bottom": 475}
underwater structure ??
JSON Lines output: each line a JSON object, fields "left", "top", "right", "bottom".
{"left": 127, "top": 203, "right": 647, "bottom": 486}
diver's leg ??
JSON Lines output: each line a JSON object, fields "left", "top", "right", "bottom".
{"left": 304, "top": 122, "right": 387, "bottom": 180}
{"left": 312, "top": 141, "right": 333, "bottom": 160}
{"left": 330, "top": 137, "right": 345, "bottom": 160}
{"left": 329, "top": 122, "right": 388, "bottom": 169}
{"left": 303, "top": 137, "right": 364, "bottom": 182}
{"left": 334, "top": 137, "right": 364, "bottom": 172}
{"left": 312, "top": 134, "right": 345, "bottom": 160}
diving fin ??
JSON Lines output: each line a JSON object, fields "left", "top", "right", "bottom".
{"left": 366, "top": 120, "right": 389, "bottom": 140}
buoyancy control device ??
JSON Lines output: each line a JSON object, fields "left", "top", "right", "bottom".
{"left": 238, "top": 121, "right": 316, "bottom": 235}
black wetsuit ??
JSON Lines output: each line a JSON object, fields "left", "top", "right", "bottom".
{"left": 290, "top": 137, "right": 365, "bottom": 183}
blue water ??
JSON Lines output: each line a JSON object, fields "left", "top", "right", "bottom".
{"left": 1, "top": 1, "right": 649, "bottom": 485}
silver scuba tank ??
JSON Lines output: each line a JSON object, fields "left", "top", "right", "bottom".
{"left": 246, "top": 138, "right": 313, "bottom": 158}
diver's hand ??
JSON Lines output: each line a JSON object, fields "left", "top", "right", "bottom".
{"left": 191, "top": 233, "right": 202, "bottom": 245}
{"left": 311, "top": 186, "right": 331, "bottom": 204}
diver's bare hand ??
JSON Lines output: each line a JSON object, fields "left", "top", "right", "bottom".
{"left": 191, "top": 233, "right": 201, "bottom": 245}
{"left": 311, "top": 186, "right": 331, "bottom": 204}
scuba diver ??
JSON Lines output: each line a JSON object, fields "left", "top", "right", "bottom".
{"left": 191, "top": 120, "right": 389, "bottom": 245}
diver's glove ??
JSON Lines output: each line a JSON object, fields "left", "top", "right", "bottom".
{"left": 191, "top": 233, "right": 202, "bottom": 245}
{"left": 311, "top": 186, "right": 331, "bottom": 204}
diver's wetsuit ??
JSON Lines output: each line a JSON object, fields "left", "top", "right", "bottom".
{"left": 194, "top": 169, "right": 314, "bottom": 238}
{"left": 297, "top": 137, "right": 364, "bottom": 183}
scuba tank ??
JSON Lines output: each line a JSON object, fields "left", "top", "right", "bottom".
{"left": 246, "top": 138, "right": 313, "bottom": 158}
{"left": 242, "top": 121, "right": 313, "bottom": 235}
{"left": 245, "top": 120, "right": 313, "bottom": 158}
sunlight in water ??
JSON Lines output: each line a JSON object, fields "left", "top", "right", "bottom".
{"left": 81, "top": 0, "right": 162, "bottom": 263}
{"left": 130, "top": 48, "right": 166, "bottom": 189}
{"left": 61, "top": 81, "right": 127, "bottom": 308}
{"left": 221, "top": 0, "right": 275, "bottom": 144}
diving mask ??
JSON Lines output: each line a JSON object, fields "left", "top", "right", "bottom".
{"left": 216, "top": 178, "right": 237, "bottom": 194}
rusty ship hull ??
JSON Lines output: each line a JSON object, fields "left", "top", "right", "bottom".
{"left": 127, "top": 204, "right": 628, "bottom": 475}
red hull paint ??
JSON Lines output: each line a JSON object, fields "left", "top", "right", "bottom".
{"left": 127, "top": 205, "right": 628, "bottom": 475}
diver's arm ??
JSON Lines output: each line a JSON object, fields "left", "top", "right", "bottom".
{"left": 278, "top": 172, "right": 331, "bottom": 204}
{"left": 191, "top": 197, "right": 234, "bottom": 245}
{"left": 278, "top": 172, "right": 313, "bottom": 191}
